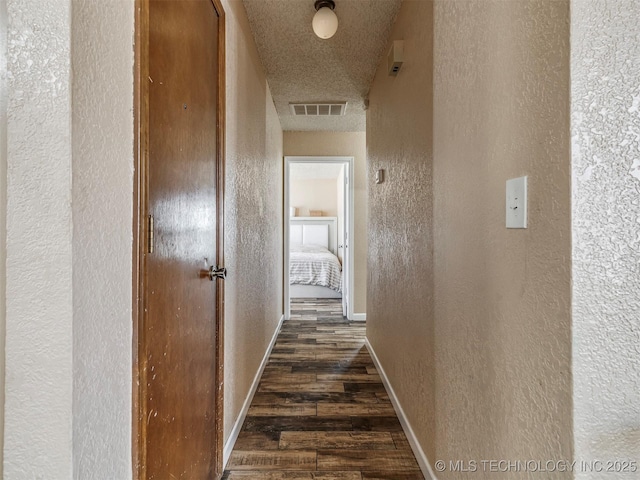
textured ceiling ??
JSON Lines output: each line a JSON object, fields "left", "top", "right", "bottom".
{"left": 242, "top": 0, "right": 402, "bottom": 132}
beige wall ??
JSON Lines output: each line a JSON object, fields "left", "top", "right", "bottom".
{"left": 367, "top": 0, "right": 572, "bottom": 476}
{"left": 291, "top": 178, "right": 338, "bottom": 217}
{"left": 571, "top": 0, "right": 640, "bottom": 475}
{"left": 366, "top": 0, "right": 436, "bottom": 464}
{"left": 433, "top": 0, "right": 572, "bottom": 475}
{"left": 284, "top": 131, "right": 367, "bottom": 314}
{"left": 222, "top": 0, "right": 284, "bottom": 445}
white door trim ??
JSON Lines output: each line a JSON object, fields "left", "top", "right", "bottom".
{"left": 284, "top": 156, "right": 355, "bottom": 320}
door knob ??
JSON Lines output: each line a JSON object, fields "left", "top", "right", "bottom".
{"left": 208, "top": 266, "right": 227, "bottom": 281}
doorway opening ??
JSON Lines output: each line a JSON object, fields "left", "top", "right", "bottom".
{"left": 284, "top": 156, "right": 355, "bottom": 320}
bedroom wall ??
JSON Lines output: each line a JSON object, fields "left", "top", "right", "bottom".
{"left": 571, "top": 0, "right": 640, "bottom": 474}
{"left": 290, "top": 178, "right": 338, "bottom": 217}
{"left": 222, "top": 0, "right": 284, "bottom": 445}
{"left": 433, "top": 0, "right": 572, "bottom": 475}
{"left": 284, "top": 131, "right": 367, "bottom": 314}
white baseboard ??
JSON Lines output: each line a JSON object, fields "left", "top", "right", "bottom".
{"left": 365, "top": 338, "right": 437, "bottom": 480}
{"left": 223, "top": 314, "right": 285, "bottom": 468}
{"left": 351, "top": 313, "right": 366, "bottom": 321}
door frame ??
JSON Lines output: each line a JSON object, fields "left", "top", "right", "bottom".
{"left": 132, "top": 0, "right": 226, "bottom": 478}
{"left": 284, "top": 156, "right": 355, "bottom": 320}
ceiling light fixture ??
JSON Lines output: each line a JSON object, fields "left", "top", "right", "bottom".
{"left": 312, "top": 0, "right": 338, "bottom": 39}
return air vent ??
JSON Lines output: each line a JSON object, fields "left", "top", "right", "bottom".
{"left": 289, "top": 102, "right": 347, "bottom": 116}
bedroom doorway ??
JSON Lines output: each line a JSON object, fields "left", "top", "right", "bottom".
{"left": 284, "top": 156, "right": 355, "bottom": 320}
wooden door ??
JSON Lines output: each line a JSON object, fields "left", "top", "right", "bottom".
{"left": 137, "top": 0, "right": 225, "bottom": 478}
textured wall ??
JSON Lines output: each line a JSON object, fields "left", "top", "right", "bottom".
{"left": 366, "top": 0, "right": 435, "bottom": 463}
{"left": 291, "top": 178, "right": 338, "bottom": 217}
{"left": 433, "top": 0, "right": 572, "bottom": 477}
{"left": 222, "top": 0, "right": 284, "bottom": 442}
{"left": 284, "top": 131, "right": 367, "bottom": 314}
{"left": 71, "top": 0, "right": 134, "bottom": 477}
{"left": 0, "top": 0, "right": 7, "bottom": 473}
{"left": 571, "top": 0, "right": 640, "bottom": 476}
{"left": 4, "top": 0, "right": 74, "bottom": 476}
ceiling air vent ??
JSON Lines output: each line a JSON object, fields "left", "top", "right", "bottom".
{"left": 289, "top": 102, "right": 347, "bottom": 116}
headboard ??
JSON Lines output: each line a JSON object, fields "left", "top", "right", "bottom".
{"left": 290, "top": 217, "right": 338, "bottom": 255}
{"left": 290, "top": 224, "right": 329, "bottom": 248}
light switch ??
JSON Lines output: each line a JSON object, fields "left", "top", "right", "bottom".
{"left": 375, "top": 169, "right": 385, "bottom": 184}
{"left": 506, "top": 176, "right": 527, "bottom": 229}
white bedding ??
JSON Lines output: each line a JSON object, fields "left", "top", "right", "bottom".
{"left": 289, "top": 244, "right": 342, "bottom": 293}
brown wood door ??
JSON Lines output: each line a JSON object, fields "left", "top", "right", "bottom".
{"left": 139, "top": 0, "right": 225, "bottom": 478}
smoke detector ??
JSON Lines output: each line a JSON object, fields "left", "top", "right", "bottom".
{"left": 290, "top": 102, "right": 347, "bottom": 116}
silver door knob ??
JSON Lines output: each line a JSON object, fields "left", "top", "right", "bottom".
{"left": 208, "top": 266, "right": 227, "bottom": 281}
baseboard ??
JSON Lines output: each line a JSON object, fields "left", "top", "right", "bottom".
{"left": 351, "top": 313, "right": 366, "bottom": 321}
{"left": 223, "top": 314, "right": 285, "bottom": 468}
{"left": 365, "top": 338, "right": 437, "bottom": 480}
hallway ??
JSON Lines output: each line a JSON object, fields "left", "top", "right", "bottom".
{"left": 223, "top": 299, "right": 423, "bottom": 479}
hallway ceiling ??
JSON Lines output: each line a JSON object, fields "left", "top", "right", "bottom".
{"left": 242, "top": 0, "right": 402, "bottom": 132}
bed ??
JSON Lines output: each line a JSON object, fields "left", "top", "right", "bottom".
{"left": 289, "top": 218, "right": 342, "bottom": 299}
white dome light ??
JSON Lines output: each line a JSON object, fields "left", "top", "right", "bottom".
{"left": 312, "top": 1, "right": 338, "bottom": 39}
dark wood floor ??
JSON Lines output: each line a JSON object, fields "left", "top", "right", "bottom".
{"left": 223, "top": 298, "right": 424, "bottom": 480}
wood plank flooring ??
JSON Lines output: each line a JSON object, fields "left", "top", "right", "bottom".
{"left": 223, "top": 299, "right": 424, "bottom": 480}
